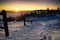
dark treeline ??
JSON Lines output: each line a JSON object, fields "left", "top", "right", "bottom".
{"left": 25, "top": 8, "right": 60, "bottom": 18}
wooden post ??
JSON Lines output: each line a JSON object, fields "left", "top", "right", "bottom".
{"left": 24, "top": 15, "right": 26, "bottom": 26}
{"left": 2, "top": 10, "right": 9, "bottom": 37}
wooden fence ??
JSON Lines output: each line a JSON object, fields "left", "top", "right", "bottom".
{"left": 0, "top": 10, "right": 9, "bottom": 37}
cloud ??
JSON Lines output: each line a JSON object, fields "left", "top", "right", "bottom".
{"left": 0, "top": 0, "right": 60, "bottom": 5}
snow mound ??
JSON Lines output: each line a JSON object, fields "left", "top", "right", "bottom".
{"left": 5, "top": 19, "right": 60, "bottom": 40}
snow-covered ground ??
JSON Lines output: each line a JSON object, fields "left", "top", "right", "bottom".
{"left": 0, "top": 15, "right": 60, "bottom": 40}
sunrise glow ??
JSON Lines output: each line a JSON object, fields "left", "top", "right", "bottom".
{"left": 0, "top": 1, "right": 60, "bottom": 11}
{"left": 0, "top": 5, "right": 58, "bottom": 12}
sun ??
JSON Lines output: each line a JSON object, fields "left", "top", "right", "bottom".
{"left": 15, "top": 8, "right": 20, "bottom": 12}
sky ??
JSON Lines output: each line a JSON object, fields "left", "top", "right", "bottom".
{"left": 0, "top": 0, "right": 60, "bottom": 11}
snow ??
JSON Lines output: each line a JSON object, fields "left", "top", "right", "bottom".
{"left": 0, "top": 15, "right": 60, "bottom": 40}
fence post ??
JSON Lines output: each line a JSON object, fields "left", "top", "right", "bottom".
{"left": 2, "top": 10, "right": 9, "bottom": 37}
{"left": 24, "top": 15, "right": 26, "bottom": 26}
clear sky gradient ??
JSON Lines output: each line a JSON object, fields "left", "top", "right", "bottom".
{"left": 0, "top": 0, "right": 60, "bottom": 11}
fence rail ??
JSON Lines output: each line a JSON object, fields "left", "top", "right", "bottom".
{"left": 0, "top": 26, "right": 4, "bottom": 29}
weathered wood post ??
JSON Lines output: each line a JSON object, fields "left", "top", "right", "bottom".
{"left": 24, "top": 14, "right": 26, "bottom": 26}
{"left": 1, "top": 10, "right": 9, "bottom": 37}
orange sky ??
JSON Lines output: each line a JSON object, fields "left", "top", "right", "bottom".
{"left": 0, "top": 1, "right": 60, "bottom": 11}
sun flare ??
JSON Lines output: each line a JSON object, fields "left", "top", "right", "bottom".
{"left": 15, "top": 8, "right": 20, "bottom": 12}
